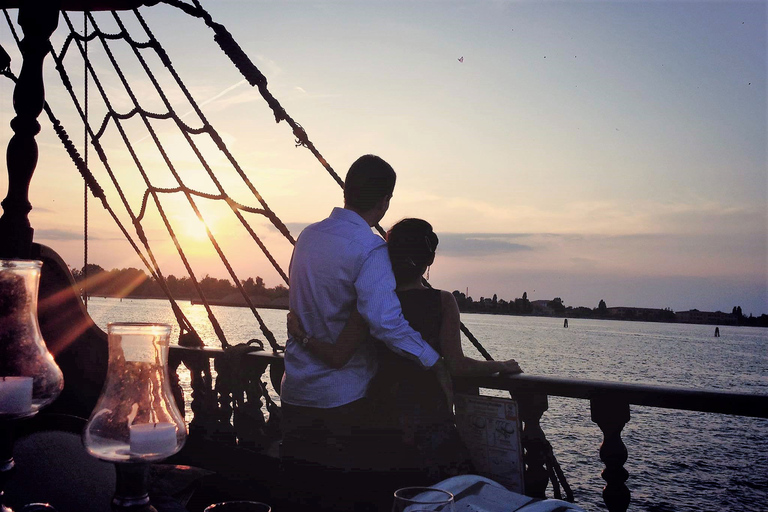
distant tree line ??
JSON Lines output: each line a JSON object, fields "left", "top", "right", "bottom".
{"left": 451, "top": 290, "right": 768, "bottom": 327}
{"left": 71, "top": 264, "right": 288, "bottom": 301}
{"left": 70, "top": 264, "right": 766, "bottom": 327}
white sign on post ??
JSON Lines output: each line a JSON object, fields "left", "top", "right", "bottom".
{"left": 454, "top": 393, "right": 524, "bottom": 492}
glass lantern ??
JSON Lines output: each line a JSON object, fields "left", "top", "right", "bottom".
{"left": 84, "top": 322, "right": 186, "bottom": 462}
{"left": 0, "top": 260, "right": 63, "bottom": 419}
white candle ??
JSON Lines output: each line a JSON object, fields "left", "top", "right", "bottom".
{"left": 0, "top": 376, "right": 33, "bottom": 415}
{"left": 129, "top": 422, "right": 177, "bottom": 455}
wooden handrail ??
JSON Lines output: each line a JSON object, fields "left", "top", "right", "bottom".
{"left": 168, "top": 345, "right": 768, "bottom": 419}
{"left": 168, "top": 345, "right": 767, "bottom": 512}
{"left": 463, "top": 373, "right": 768, "bottom": 418}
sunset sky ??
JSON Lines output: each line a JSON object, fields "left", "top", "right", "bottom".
{"left": 1, "top": 1, "right": 766, "bottom": 315}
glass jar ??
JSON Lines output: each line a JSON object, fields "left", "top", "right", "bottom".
{"left": 0, "top": 260, "right": 63, "bottom": 419}
{"left": 83, "top": 322, "right": 186, "bottom": 462}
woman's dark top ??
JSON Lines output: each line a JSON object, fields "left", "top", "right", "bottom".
{"left": 367, "top": 288, "right": 472, "bottom": 481}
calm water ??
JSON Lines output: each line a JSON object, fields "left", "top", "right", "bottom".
{"left": 87, "top": 297, "right": 768, "bottom": 511}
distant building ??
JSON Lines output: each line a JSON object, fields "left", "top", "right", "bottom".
{"left": 531, "top": 300, "right": 554, "bottom": 316}
{"left": 605, "top": 307, "right": 674, "bottom": 322}
{"left": 676, "top": 310, "right": 737, "bottom": 325}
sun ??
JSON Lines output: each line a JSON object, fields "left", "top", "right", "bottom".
{"left": 178, "top": 214, "right": 215, "bottom": 242}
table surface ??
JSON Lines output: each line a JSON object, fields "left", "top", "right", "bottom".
{"left": 5, "top": 426, "right": 204, "bottom": 512}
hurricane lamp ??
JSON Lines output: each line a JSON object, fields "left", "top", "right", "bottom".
{"left": 84, "top": 322, "right": 185, "bottom": 462}
{"left": 0, "top": 259, "right": 64, "bottom": 512}
{"left": 0, "top": 260, "right": 64, "bottom": 419}
{"left": 83, "top": 322, "right": 185, "bottom": 512}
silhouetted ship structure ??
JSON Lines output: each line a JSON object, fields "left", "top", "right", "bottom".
{"left": 0, "top": 2, "right": 765, "bottom": 512}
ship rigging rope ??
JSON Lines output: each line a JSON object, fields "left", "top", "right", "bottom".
{"left": 158, "top": 0, "right": 494, "bottom": 361}
{"left": 1, "top": 4, "right": 489, "bottom": 360}
{"left": 61, "top": 8, "right": 289, "bottom": 350}
{"left": 2, "top": 6, "right": 574, "bottom": 500}
{"left": 61, "top": 11, "right": 231, "bottom": 349}
{"left": 1, "top": 9, "right": 203, "bottom": 347}
{"left": 157, "top": 0, "right": 345, "bottom": 190}
{"left": 83, "top": 11, "right": 89, "bottom": 311}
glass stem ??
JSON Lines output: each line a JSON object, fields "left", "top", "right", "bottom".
{"left": 112, "top": 463, "right": 156, "bottom": 512}
{"left": 0, "top": 420, "right": 15, "bottom": 512}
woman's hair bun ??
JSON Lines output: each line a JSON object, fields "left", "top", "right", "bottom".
{"left": 386, "top": 218, "right": 438, "bottom": 285}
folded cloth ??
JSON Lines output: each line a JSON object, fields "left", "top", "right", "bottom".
{"left": 431, "top": 475, "right": 586, "bottom": 512}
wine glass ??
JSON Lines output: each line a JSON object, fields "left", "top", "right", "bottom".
{"left": 204, "top": 502, "right": 271, "bottom": 512}
{"left": 392, "top": 487, "right": 455, "bottom": 512}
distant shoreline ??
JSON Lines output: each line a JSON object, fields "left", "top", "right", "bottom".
{"left": 89, "top": 295, "right": 767, "bottom": 328}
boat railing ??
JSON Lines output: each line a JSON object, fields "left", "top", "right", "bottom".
{"left": 167, "top": 345, "right": 768, "bottom": 512}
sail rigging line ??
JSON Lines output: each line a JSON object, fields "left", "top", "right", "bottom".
{"left": 158, "top": 0, "right": 345, "bottom": 189}
{"left": 143, "top": 1, "right": 492, "bottom": 359}
{"left": 0, "top": 49, "right": 201, "bottom": 346}
{"left": 64, "top": 9, "right": 292, "bottom": 273}
{"left": 70, "top": 9, "right": 285, "bottom": 350}
{"left": 131, "top": 8, "right": 296, "bottom": 246}
{"left": 112, "top": 9, "right": 291, "bottom": 287}
{"left": 103, "top": 9, "right": 283, "bottom": 349}
{"left": 7, "top": 5, "right": 571, "bottom": 497}
{"left": 9, "top": 3, "right": 488, "bottom": 358}
{"left": 59, "top": 10, "right": 232, "bottom": 349}
{"left": 136, "top": 187, "right": 272, "bottom": 222}
{"left": 94, "top": 109, "right": 207, "bottom": 137}
{"left": 30, "top": 6, "right": 281, "bottom": 352}
{"left": 83, "top": 11, "right": 89, "bottom": 311}
{"left": 1, "top": 9, "right": 203, "bottom": 345}
{"left": 156, "top": 0, "right": 495, "bottom": 361}
{"left": 24, "top": 8, "right": 215, "bottom": 347}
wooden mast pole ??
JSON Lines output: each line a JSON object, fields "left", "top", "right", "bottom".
{"left": 0, "top": 0, "right": 61, "bottom": 258}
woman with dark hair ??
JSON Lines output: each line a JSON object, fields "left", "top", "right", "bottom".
{"left": 288, "top": 218, "right": 523, "bottom": 480}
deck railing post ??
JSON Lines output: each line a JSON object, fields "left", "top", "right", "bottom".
{"left": 0, "top": 1, "right": 60, "bottom": 258}
{"left": 590, "top": 396, "right": 631, "bottom": 512}
{"left": 187, "top": 351, "right": 221, "bottom": 436}
{"left": 517, "top": 392, "right": 549, "bottom": 498}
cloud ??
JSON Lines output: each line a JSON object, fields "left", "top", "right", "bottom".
{"left": 284, "top": 222, "right": 311, "bottom": 234}
{"left": 437, "top": 233, "right": 534, "bottom": 257}
{"left": 195, "top": 89, "right": 258, "bottom": 113}
{"left": 284, "top": 86, "right": 342, "bottom": 100}
{"left": 272, "top": 227, "right": 535, "bottom": 256}
{"left": 35, "top": 229, "right": 127, "bottom": 242}
{"left": 35, "top": 228, "right": 89, "bottom": 241}
{"left": 430, "top": 229, "right": 766, "bottom": 282}
{"left": 179, "top": 79, "right": 250, "bottom": 116}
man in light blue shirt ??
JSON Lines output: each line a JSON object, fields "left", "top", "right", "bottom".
{"left": 281, "top": 155, "right": 442, "bottom": 474}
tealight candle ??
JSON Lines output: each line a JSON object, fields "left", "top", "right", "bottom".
{"left": 0, "top": 376, "right": 33, "bottom": 415}
{"left": 129, "top": 422, "right": 177, "bottom": 455}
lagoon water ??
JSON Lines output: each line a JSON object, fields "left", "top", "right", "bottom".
{"left": 87, "top": 297, "right": 768, "bottom": 511}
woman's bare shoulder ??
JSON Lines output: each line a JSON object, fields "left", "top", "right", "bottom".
{"left": 439, "top": 289, "right": 459, "bottom": 312}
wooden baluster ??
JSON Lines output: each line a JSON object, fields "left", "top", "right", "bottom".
{"left": 269, "top": 357, "right": 284, "bottom": 396}
{"left": 591, "top": 397, "right": 631, "bottom": 512}
{"left": 184, "top": 351, "right": 219, "bottom": 436}
{"left": 517, "top": 392, "right": 549, "bottom": 498}
{"left": 168, "top": 349, "right": 186, "bottom": 418}
{"left": 212, "top": 354, "right": 237, "bottom": 443}
{"left": 0, "top": 1, "right": 60, "bottom": 258}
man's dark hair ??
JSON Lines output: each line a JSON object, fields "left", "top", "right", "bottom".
{"left": 343, "top": 155, "right": 397, "bottom": 212}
